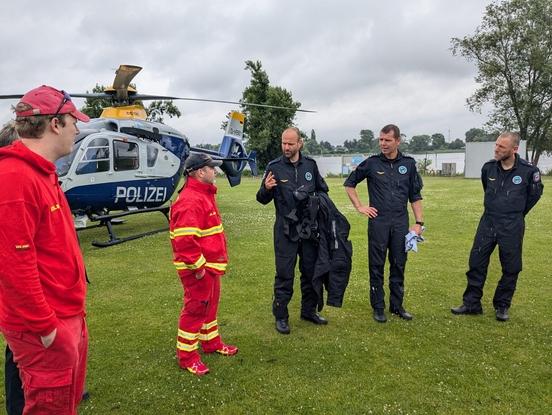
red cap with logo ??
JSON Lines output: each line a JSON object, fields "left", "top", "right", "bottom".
{"left": 15, "top": 85, "right": 90, "bottom": 122}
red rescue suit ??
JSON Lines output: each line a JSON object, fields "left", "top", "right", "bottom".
{"left": 0, "top": 141, "right": 88, "bottom": 415}
{"left": 170, "top": 177, "right": 228, "bottom": 367}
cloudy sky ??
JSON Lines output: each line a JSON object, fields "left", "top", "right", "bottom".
{"left": 0, "top": 0, "right": 492, "bottom": 145}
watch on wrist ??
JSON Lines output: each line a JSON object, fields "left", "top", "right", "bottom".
{"left": 415, "top": 221, "right": 424, "bottom": 226}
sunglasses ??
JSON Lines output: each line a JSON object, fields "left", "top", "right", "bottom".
{"left": 53, "top": 90, "right": 73, "bottom": 117}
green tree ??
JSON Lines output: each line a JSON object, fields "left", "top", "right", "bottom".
{"left": 303, "top": 129, "right": 321, "bottom": 155}
{"left": 319, "top": 140, "right": 335, "bottom": 153}
{"left": 448, "top": 138, "right": 466, "bottom": 150}
{"left": 146, "top": 100, "right": 181, "bottom": 123}
{"left": 80, "top": 84, "right": 181, "bottom": 123}
{"left": 80, "top": 84, "right": 110, "bottom": 118}
{"left": 465, "top": 127, "right": 488, "bottom": 142}
{"left": 343, "top": 139, "right": 359, "bottom": 152}
{"left": 241, "top": 60, "right": 300, "bottom": 168}
{"left": 452, "top": 0, "right": 552, "bottom": 164}
{"left": 409, "top": 135, "right": 431, "bottom": 153}
{"left": 430, "top": 133, "right": 446, "bottom": 150}
{"left": 359, "top": 129, "right": 375, "bottom": 152}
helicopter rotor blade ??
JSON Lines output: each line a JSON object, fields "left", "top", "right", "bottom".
{"left": 131, "top": 94, "right": 316, "bottom": 112}
{"left": 112, "top": 65, "right": 142, "bottom": 102}
{"left": 0, "top": 94, "right": 24, "bottom": 99}
{"left": 69, "top": 93, "right": 113, "bottom": 100}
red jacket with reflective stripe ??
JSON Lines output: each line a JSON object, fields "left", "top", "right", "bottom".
{"left": 0, "top": 141, "right": 87, "bottom": 336}
{"left": 169, "top": 177, "right": 228, "bottom": 276}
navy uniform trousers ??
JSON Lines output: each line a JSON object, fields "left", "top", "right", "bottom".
{"left": 463, "top": 214, "right": 524, "bottom": 310}
{"left": 368, "top": 213, "right": 409, "bottom": 311}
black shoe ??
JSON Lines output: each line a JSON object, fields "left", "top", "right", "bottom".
{"left": 373, "top": 309, "right": 387, "bottom": 323}
{"left": 82, "top": 391, "right": 90, "bottom": 401}
{"left": 390, "top": 307, "right": 413, "bottom": 321}
{"left": 300, "top": 313, "right": 328, "bottom": 325}
{"left": 275, "top": 319, "right": 290, "bottom": 334}
{"left": 451, "top": 304, "right": 483, "bottom": 315}
{"left": 495, "top": 307, "right": 509, "bottom": 322}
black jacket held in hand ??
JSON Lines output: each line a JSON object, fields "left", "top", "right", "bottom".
{"left": 312, "top": 192, "right": 352, "bottom": 311}
{"left": 481, "top": 154, "right": 543, "bottom": 217}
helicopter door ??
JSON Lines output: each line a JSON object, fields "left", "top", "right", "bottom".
{"left": 113, "top": 139, "right": 140, "bottom": 176}
{"left": 75, "top": 137, "right": 111, "bottom": 177}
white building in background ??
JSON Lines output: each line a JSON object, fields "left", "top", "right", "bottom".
{"left": 464, "top": 141, "right": 526, "bottom": 178}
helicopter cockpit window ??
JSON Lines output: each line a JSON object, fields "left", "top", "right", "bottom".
{"left": 114, "top": 140, "right": 139, "bottom": 171}
{"left": 146, "top": 144, "right": 159, "bottom": 167}
{"left": 56, "top": 141, "right": 83, "bottom": 177}
{"left": 76, "top": 137, "right": 110, "bottom": 175}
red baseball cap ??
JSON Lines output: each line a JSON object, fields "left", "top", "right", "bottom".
{"left": 15, "top": 85, "right": 90, "bottom": 122}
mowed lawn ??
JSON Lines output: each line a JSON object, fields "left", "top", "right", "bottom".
{"left": 1, "top": 176, "right": 550, "bottom": 414}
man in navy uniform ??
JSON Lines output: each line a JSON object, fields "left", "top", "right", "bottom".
{"left": 451, "top": 132, "right": 543, "bottom": 321}
{"left": 344, "top": 124, "right": 424, "bottom": 323}
{"left": 257, "top": 127, "right": 329, "bottom": 335}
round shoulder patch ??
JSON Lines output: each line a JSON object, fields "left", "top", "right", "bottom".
{"left": 398, "top": 165, "right": 408, "bottom": 175}
{"left": 512, "top": 175, "right": 522, "bottom": 185}
{"left": 305, "top": 172, "right": 313, "bottom": 181}
{"left": 533, "top": 171, "right": 541, "bottom": 182}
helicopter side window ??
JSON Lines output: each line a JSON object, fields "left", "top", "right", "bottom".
{"left": 114, "top": 140, "right": 139, "bottom": 171}
{"left": 76, "top": 137, "right": 110, "bottom": 175}
{"left": 146, "top": 144, "right": 159, "bottom": 168}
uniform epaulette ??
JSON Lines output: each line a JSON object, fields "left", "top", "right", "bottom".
{"left": 266, "top": 157, "right": 282, "bottom": 167}
{"left": 303, "top": 154, "right": 315, "bottom": 161}
{"left": 401, "top": 154, "right": 415, "bottom": 161}
{"left": 518, "top": 157, "right": 534, "bottom": 168}
{"left": 483, "top": 159, "right": 496, "bottom": 166}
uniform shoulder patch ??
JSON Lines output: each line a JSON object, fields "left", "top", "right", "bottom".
{"left": 398, "top": 165, "right": 408, "bottom": 175}
{"left": 533, "top": 171, "right": 541, "bottom": 182}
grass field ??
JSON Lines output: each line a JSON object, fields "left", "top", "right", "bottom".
{"left": 1, "top": 177, "right": 550, "bottom": 414}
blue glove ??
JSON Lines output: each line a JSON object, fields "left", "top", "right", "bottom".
{"left": 405, "top": 228, "right": 425, "bottom": 253}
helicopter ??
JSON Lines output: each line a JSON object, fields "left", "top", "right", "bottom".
{"left": 1, "top": 65, "right": 313, "bottom": 247}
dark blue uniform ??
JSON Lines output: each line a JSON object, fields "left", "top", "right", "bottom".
{"left": 463, "top": 154, "right": 543, "bottom": 310}
{"left": 257, "top": 153, "right": 328, "bottom": 320}
{"left": 344, "top": 152, "right": 423, "bottom": 311}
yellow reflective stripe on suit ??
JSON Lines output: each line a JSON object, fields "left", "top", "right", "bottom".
{"left": 178, "top": 329, "right": 198, "bottom": 341}
{"left": 177, "top": 340, "right": 198, "bottom": 352}
{"left": 200, "top": 224, "right": 224, "bottom": 237}
{"left": 205, "top": 262, "right": 227, "bottom": 272}
{"left": 198, "top": 330, "right": 219, "bottom": 341}
{"left": 170, "top": 227, "right": 201, "bottom": 238}
{"left": 170, "top": 224, "right": 223, "bottom": 239}
{"left": 201, "top": 320, "right": 217, "bottom": 330}
{"left": 173, "top": 255, "right": 206, "bottom": 270}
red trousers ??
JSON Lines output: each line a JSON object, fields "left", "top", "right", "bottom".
{"left": 177, "top": 270, "right": 223, "bottom": 367}
{"left": 1, "top": 315, "right": 88, "bottom": 415}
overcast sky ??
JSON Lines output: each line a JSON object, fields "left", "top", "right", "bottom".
{"left": 0, "top": 1, "right": 492, "bottom": 145}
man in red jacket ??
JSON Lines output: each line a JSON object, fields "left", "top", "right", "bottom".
{"left": 170, "top": 153, "right": 238, "bottom": 376}
{"left": 0, "top": 85, "right": 90, "bottom": 414}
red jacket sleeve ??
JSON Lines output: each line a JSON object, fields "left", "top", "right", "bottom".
{"left": 0, "top": 199, "right": 58, "bottom": 335}
{"left": 170, "top": 203, "right": 206, "bottom": 275}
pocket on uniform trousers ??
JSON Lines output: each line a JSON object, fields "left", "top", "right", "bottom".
{"left": 20, "top": 367, "right": 74, "bottom": 412}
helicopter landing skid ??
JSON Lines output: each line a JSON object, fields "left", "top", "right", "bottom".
{"left": 88, "top": 206, "right": 170, "bottom": 248}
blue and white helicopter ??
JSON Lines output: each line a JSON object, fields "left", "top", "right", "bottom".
{"left": 2, "top": 65, "right": 312, "bottom": 247}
